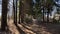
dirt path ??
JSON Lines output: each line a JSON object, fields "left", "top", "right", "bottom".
{"left": 7, "top": 19, "right": 36, "bottom": 34}
{"left": 27, "top": 23, "right": 60, "bottom": 34}
{"left": 7, "top": 19, "right": 60, "bottom": 34}
{"left": 7, "top": 20, "right": 20, "bottom": 34}
{"left": 18, "top": 22, "right": 60, "bottom": 34}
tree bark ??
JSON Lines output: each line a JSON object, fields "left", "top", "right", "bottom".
{"left": 13, "top": 0, "right": 17, "bottom": 26}
{"left": 1, "top": 0, "right": 8, "bottom": 31}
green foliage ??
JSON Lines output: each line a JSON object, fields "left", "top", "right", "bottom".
{"left": 30, "top": 0, "right": 54, "bottom": 19}
{"left": 32, "top": 0, "right": 42, "bottom": 18}
{"left": 26, "top": 0, "right": 42, "bottom": 19}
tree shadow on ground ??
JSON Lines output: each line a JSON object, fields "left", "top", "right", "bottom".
{"left": 14, "top": 22, "right": 26, "bottom": 34}
{"left": 36, "top": 22, "right": 60, "bottom": 34}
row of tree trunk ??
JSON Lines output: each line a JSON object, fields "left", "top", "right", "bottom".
{"left": 1, "top": 0, "right": 32, "bottom": 33}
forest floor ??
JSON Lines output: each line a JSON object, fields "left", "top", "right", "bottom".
{"left": 0, "top": 19, "right": 60, "bottom": 34}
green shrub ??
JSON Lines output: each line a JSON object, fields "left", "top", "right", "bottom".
{"left": 24, "top": 17, "right": 32, "bottom": 24}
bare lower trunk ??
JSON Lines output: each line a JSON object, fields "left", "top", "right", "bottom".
{"left": 1, "top": 0, "right": 8, "bottom": 31}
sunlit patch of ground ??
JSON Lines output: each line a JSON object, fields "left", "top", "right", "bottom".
{"left": 7, "top": 19, "right": 20, "bottom": 34}
{"left": 7, "top": 19, "right": 36, "bottom": 34}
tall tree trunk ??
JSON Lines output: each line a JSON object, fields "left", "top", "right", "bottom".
{"left": 19, "top": 0, "right": 22, "bottom": 24}
{"left": 13, "top": 0, "right": 17, "bottom": 26}
{"left": 47, "top": 9, "right": 49, "bottom": 23}
{"left": 1, "top": 0, "right": 8, "bottom": 31}
{"left": 43, "top": 7, "right": 45, "bottom": 22}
